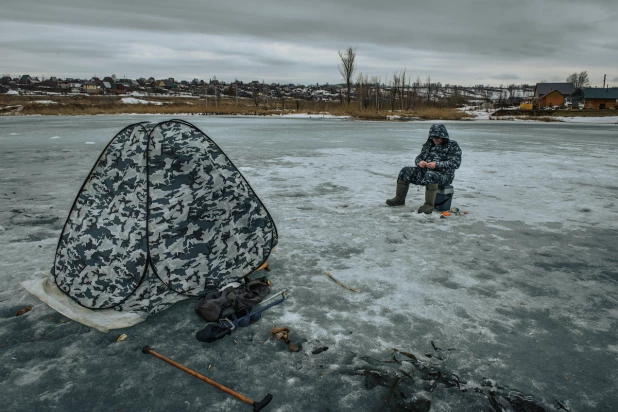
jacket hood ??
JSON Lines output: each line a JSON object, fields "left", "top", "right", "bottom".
{"left": 427, "top": 124, "right": 450, "bottom": 141}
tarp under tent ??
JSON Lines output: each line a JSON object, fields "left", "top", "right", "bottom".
{"left": 21, "top": 119, "right": 278, "bottom": 332}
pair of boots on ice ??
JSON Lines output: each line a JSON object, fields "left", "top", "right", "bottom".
{"left": 386, "top": 180, "right": 438, "bottom": 214}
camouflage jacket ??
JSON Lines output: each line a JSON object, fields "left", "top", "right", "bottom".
{"left": 414, "top": 138, "right": 462, "bottom": 181}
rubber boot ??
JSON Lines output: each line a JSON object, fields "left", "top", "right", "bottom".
{"left": 386, "top": 180, "right": 409, "bottom": 206}
{"left": 418, "top": 184, "right": 439, "bottom": 214}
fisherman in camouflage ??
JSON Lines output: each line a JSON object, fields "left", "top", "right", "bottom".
{"left": 386, "top": 124, "right": 462, "bottom": 214}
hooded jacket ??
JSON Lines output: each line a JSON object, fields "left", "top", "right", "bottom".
{"left": 414, "top": 128, "right": 462, "bottom": 186}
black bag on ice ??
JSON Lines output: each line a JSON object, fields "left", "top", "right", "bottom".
{"left": 195, "top": 278, "right": 270, "bottom": 322}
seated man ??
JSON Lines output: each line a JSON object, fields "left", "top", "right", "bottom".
{"left": 386, "top": 124, "right": 462, "bottom": 214}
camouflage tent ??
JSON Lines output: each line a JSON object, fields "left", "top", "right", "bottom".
{"left": 50, "top": 119, "right": 278, "bottom": 318}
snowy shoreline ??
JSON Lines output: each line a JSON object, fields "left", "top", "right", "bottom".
{"left": 460, "top": 106, "right": 618, "bottom": 124}
{"left": 3, "top": 103, "right": 616, "bottom": 123}
{"left": 4, "top": 111, "right": 617, "bottom": 124}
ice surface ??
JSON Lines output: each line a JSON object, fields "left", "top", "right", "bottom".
{"left": 0, "top": 115, "right": 617, "bottom": 411}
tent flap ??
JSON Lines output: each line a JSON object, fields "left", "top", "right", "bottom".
{"left": 148, "top": 120, "right": 277, "bottom": 294}
{"left": 52, "top": 124, "right": 150, "bottom": 309}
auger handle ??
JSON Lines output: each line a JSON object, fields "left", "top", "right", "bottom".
{"left": 142, "top": 346, "right": 273, "bottom": 411}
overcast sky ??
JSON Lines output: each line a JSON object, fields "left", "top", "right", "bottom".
{"left": 2, "top": 0, "right": 617, "bottom": 86}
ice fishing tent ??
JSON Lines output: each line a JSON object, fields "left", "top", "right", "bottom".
{"left": 22, "top": 120, "right": 277, "bottom": 331}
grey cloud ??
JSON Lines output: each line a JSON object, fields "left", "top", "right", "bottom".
{"left": 491, "top": 74, "right": 521, "bottom": 81}
{"left": 1, "top": 0, "right": 617, "bottom": 85}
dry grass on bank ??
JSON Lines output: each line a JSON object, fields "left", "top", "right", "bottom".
{"left": 0, "top": 95, "right": 274, "bottom": 116}
{"left": 324, "top": 105, "right": 472, "bottom": 120}
{"left": 525, "top": 116, "right": 564, "bottom": 122}
{"left": 1, "top": 95, "right": 472, "bottom": 120}
{"left": 552, "top": 109, "right": 617, "bottom": 117}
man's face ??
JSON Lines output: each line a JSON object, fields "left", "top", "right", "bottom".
{"left": 431, "top": 137, "right": 444, "bottom": 145}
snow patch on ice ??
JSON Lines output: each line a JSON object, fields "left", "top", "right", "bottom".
{"left": 458, "top": 105, "right": 497, "bottom": 120}
{"left": 13, "top": 363, "right": 52, "bottom": 386}
{"left": 50, "top": 136, "right": 61, "bottom": 139}
{"left": 38, "top": 381, "right": 75, "bottom": 402}
{"left": 278, "top": 311, "right": 304, "bottom": 323}
{"left": 33, "top": 100, "right": 57, "bottom": 105}
{"left": 85, "top": 142, "right": 95, "bottom": 144}
{"left": 121, "top": 97, "right": 163, "bottom": 105}
{"left": 10, "top": 132, "right": 20, "bottom": 135}
{"left": 277, "top": 113, "right": 350, "bottom": 119}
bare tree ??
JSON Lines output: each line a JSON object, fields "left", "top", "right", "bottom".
{"left": 252, "top": 84, "right": 261, "bottom": 115}
{"left": 262, "top": 80, "right": 268, "bottom": 109}
{"left": 356, "top": 73, "right": 368, "bottom": 109}
{"left": 234, "top": 78, "right": 239, "bottom": 106}
{"left": 370, "top": 76, "right": 381, "bottom": 110}
{"left": 405, "top": 75, "right": 413, "bottom": 110}
{"left": 338, "top": 47, "right": 357, "bottom": 105}
{"left": 413, "top": 76, "right": 421, "bottom": 109}
{"left": 400, "top": 69, "right": 406, "bottom": 110}
{"left": 390, "top": 72, "right": 401, "bottom": 111}
{"left": 566, "top": 71, "right": 590, "bottom": 89}
{"left": 497, "top": 84, "right": 505, "bottom": 107}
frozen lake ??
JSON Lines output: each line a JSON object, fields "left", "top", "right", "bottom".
{"left": 1, "top": 115, "right": 617, "bottom": 411}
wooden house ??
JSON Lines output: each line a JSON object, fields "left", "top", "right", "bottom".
{"left": 157, "top": 80, "right": 175, "bottom": 88}
{"left": 582, "top": 87, "right": 618, "bottom": 109}
{"left": 539, "top": 90, "right": 565, "bottom": 108}
{"left": 19, "top": 75, "right": 33, "bottom": 84}
{"left": 534, "top": 83, "right": 575, "bottom": 107}
{"left": 83, "top": 82, "right": 99, "bottom": 94}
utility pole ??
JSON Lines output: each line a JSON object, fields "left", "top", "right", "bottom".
{"left": 603, "top": 74, "right": 606, "bottom": 88}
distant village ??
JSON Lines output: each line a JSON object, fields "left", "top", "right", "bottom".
{"left": 522, "top": 82, "right": 618, "bottom": 110}
{"left": 1, "top": 74, "right": 617, "bottom": 110}
{"left": 1, "top": 74, "right": 339, "bottom": 102}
